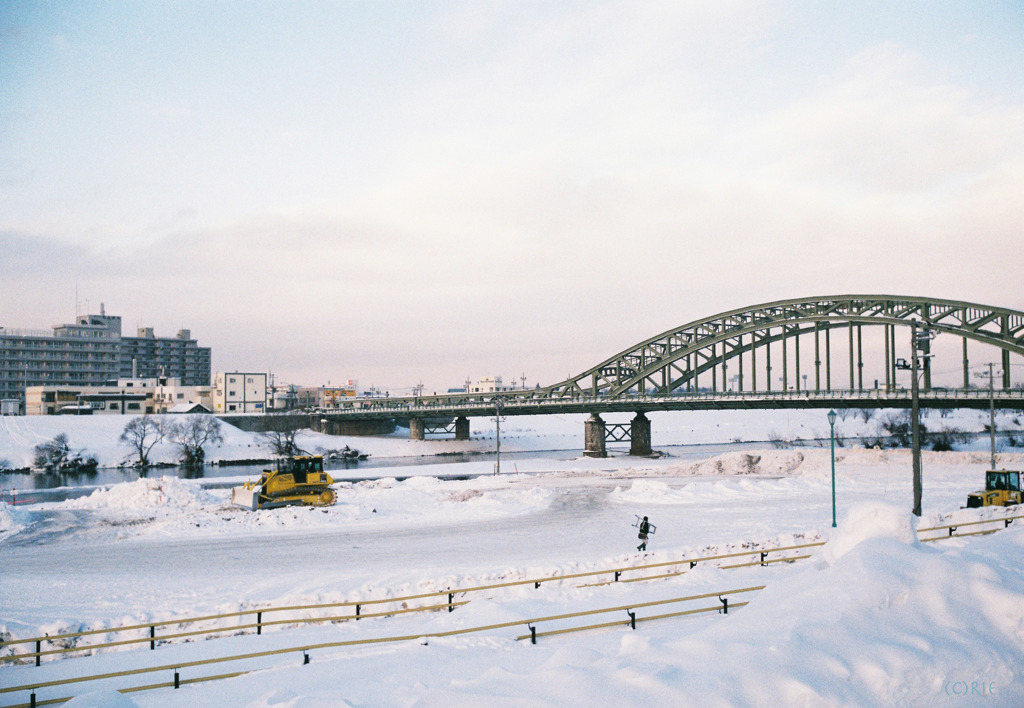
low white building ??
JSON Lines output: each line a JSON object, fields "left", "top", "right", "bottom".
{"left": 213, "top": 372, "right": 268, "bottom": 414}
{"left": 150, "top": 379, "right": 214, "bottom": 414}
{"left": 24, "top": 377, "right": 214, "bottom": 415}
{"left": 470, "top": 376, "right": 509, "bottom": 394}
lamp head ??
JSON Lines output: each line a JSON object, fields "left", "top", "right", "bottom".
{"left": 827, "top": 409, "right": 837, "bottom": 426}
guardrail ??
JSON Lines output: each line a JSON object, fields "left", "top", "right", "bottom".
{"left": 0, "top": 585, "right": 764, "bottom": 708}
{"left": 1, "top": 540, "right": 822, "bottom": 667}
{"left": 918, "top": 512, "right": 1022, "bottom": 542}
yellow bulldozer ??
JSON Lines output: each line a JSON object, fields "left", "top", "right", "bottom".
{"left": 965, "top": 470, "right": 1021, "bottom": 508}
{"left": 231, "top": 455, "right": 338, "bottom": 510}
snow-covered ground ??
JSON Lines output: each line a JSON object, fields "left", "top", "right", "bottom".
{"left": 3, "top": 407, "right": 1022, "bottom": 471}
{"left": 2, "top": 411, "right": 1024, "bottom": 707}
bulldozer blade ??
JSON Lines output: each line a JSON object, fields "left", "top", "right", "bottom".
{"left": 231, "top": 486, "right": 258, "bottom": 511}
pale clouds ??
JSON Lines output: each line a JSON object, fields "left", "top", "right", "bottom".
{"left": 1, "top": 2, "right": 1022, "bottom": 390}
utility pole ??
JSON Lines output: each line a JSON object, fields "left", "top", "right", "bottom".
{"left": 493, "top": 397, "right": 503, "bottom": 475}
{"left": 975, "top": 363, "right": 998, "bottom": 469}
{"left": 910, "top": 322, "right": 922, "bottom": 517}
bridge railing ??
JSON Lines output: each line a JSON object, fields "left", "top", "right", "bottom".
{"left": 317, "top": 387, "right": 1024, "bottom": 416}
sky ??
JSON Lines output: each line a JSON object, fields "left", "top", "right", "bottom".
{"left": 2, "top": 1, "right": 1023, "bottom": 393}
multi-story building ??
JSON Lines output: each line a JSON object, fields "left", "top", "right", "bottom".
{"left": 212, "top": 372, "right": 268, "bottom": 414}
{"left": 296, "top": 381, "right": 358, "bottom": 409}
{"left": 0, "top": 306, "right": 211, "bottom": 412}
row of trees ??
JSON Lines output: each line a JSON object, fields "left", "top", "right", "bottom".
{"left": 29, "top": 415, "right": 304, "bottom": 472}
{"left": 118, "top": 415, "right": 224, "bottom": 468}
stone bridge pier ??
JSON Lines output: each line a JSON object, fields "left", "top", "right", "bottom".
{"left": 584, "top": 412, "right": 652, "bottom": 457}
{"left": 410, "top": 416, "right": 470, "bottom": 441}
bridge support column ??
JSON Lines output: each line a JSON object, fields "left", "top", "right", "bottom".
{"left": 455, "top": 416, "right": 470, "bottom": 440}
{"left": 584, "top": 414, "right": 606, "bottom": 458}
{"left": 410, "top": 417, "right": 425, "bottom": 440}
{"left": 630, "top": 413, "right": 652, "bottom": 456}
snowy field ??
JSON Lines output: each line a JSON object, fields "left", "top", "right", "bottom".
{"left": 2, "top": 410, "right": 1024, "bottom": 707}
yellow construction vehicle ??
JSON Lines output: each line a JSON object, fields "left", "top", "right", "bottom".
{"left": 232, "top": 455, "right": 338, "bottom": 510}
{"left": 965, "top": 470, "right": 1022, "bottom": 508}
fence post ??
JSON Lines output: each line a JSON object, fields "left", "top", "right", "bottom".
{"left": 528, "top": 624, "right": 536, "bottom": 645}
{"left": 150, "top": 626, "right": 156, "bottom": 650}
{"left": 689, "top": 561, "right": 697, "bottom": 569}
{"left": 30, "top": 692, "right": 36, "bottom": 708}
{"left": 355, "top": 604, "right": 360, "bottom": 620}
{"left": 303, "top": 651, "right": 310, "bottom": 665}
{"left": 627, "top": 610, "right": 636, "bottom": 630}
{"left": 948, "top": 526, "right": 957, "bottom": 537}
{"left": 174, "top": 670, "right": 180, "bottom": 689}
{"left": 719, "top": 597, "right": 729, "bottom": 615}
{"left": 35, "top": 640, "right": 40, "bottom": 667}
{"left": 760, "top": 551, "right": 768, "bottom": 567}
{"left": 614, "top": 571, "right": 621, "bottom": 582}
{"left": 257, "top": 611, "right": 263, "bottom": 635}
{"left": 448, "top": 593, "right": 455, "bottom": 612}
{"left": 535, "top": 581, "right": 541, "bottom": 589}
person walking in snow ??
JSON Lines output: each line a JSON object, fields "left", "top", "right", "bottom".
{"left": 637, "top": 515, "right": 651, "bottom": 551}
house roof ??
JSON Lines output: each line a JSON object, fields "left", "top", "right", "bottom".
{"left": 167, "top": 402, "right": 212, "bottom": 414}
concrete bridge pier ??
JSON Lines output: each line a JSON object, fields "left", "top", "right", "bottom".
{"left": 410, "top": 417, "right": 425, "bottom": 440}
{"left": 584, "top": 413, "right": 607, "bottom": 457}
{"left": 455, "top": 415, "right": 470, "bottom": 440}
{"left": 630, "top": 412, "right": 652, "bottom": 456}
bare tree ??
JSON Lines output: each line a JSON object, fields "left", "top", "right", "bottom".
{"left": 119, "top": 416, "right": 167, "bottom": 468}
{"left": 168, "top": 416, "right": 224, "bottom": 467}
{"left": 258, "top": 428, "right": 305, "bottom": 457}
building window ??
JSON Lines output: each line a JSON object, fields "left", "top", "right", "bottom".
{"left": 228, "top": 404, "right": 236, "bottom": 411}
{"left": 127, "top": 403, "right": 140, "bottom": 410}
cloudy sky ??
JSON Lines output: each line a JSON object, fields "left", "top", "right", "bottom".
{"left": 2, "top": 1, "right": 1022, "bottom": 393}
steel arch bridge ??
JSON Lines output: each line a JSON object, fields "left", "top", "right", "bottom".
{"left": 320, "top": 295, "right": 1024, "bottom": 447}
{"left": 535, "top": 295, "right": 1024, "bottom": 400}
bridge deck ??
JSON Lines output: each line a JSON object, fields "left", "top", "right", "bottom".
{"left": 317, "top": 389, "right": 1024, "bottom": 421}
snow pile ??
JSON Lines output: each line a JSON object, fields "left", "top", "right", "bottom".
{"left": 665, "top": 523, "right": 1024, "bottom": 706}
{"left": 608, "top": 479, "right": 689, "bottom": 505}
{"left": 672, "top": 450, "right": 811, "bottom": 477}
{"left": 58, "top": 476, "right": 220, "bottom": 516}
{"left": 822, "top": 502, "right": 918, "bottom": 565}
{"left": 0, "top": 500, "right": 28, "bottom": 536}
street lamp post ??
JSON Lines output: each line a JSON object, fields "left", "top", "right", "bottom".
{"left": 911, "top": 322, "right": 922, "bottom": 517}
{"left": 828, "top": 409, "right": 837, "bottom": 528}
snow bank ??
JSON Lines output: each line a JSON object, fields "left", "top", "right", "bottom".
{"left": 62, "top": 691, "right": 141, "bottom": 708}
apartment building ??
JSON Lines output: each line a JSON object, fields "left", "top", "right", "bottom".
{"left": 0, "top": 306, "right": 211, "bottom": 413}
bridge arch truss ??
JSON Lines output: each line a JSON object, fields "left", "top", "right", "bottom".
{"left": 537, "top": 296, "right": 1024, "bottom": 400}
